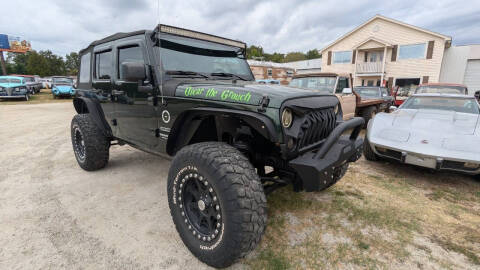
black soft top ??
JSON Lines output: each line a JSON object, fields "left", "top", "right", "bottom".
{"left": 79, "top": 30, "right": 147, "bottom": 54}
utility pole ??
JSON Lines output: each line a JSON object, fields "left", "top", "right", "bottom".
{"left": 0, "top": 51, "right": 6, "bottom": 75}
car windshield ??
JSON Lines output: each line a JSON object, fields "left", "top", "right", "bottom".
{"left": 0, "top": 78, "right": 21, "bottom": 84}
{"left": 401, "top": 96, "right": 480, "bottom": 114}
{"left": 53, "top": 78, "right": 73, "bottom": 85}
{"left": 354, "top": 87, "right": 381, "bottom": 98}
{"left": 415, "top": 85, "right": 467, "bottom": 94}
{"left": 289, "top": 77, "right": 336, "bottom": 93}
{"left": 24, "top": 77, "right": 34, "bottom": 82}
{"left": 158, "top": 34, "right": 253, "bottom": 80}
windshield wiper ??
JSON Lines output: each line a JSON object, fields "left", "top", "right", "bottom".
{"left": 166, "top": 70, "right": 211, "bottom": 79}
{"left": 210, "top": 72, "right": 248, "bottom": 81}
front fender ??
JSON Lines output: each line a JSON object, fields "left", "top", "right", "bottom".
{"left": 73, "top": 97, "right": 112, "bottom": 137}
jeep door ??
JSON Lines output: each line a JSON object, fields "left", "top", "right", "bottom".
{"left": 335, "top": 77, "right": 356, "bottom": 120}
{"left": 112, "top": 40, "right": 158, "bottom": 147}
{"left": 92, "top": 44, "right": 115, "bottom": 134}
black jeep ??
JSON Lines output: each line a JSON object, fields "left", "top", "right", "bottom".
{"left": 71, "top": 25, "right": 364, "bottom": 268}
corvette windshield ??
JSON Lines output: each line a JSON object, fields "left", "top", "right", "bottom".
{"left": 158, "top": 34, "right": 253, "bottom": 80}
{"left": 289, "top": 77, "right": 335, "bottom": 93}
{"left": 53, "top": 78, "right": 73, "bottom": 85}
{"left": 402, "top": 96, "right": 479, "bottom": 114}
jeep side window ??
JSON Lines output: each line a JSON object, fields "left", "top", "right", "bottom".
{"left": 118, "top": 46, "right": 144, "bottom": 80}
{"left": 95, "top": 50, "right": 112, "bottom": 80}
{"left": 79, "top": 52, "right": 91, "bottom": 83}
{"left": 336, "top": 77, "right": 348, "bottom": 93}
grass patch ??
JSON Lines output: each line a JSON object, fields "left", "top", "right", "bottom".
{"left": 250, "top": 248, "right": 290, "bottom": 270}
{"left": 0, "top": 89, "right": 71, "bottom": 105}
{"left": 433, "top": 237, "right": 480, "bottom": 265}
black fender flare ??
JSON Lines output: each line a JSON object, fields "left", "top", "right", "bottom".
{"left": 73, "top": 97, "right": 112, "bottom": 137}
{"left": 166, "top": 107, "right": 279, "bottom": 155}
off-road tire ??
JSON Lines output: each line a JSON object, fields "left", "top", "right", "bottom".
{"left": 71, "top": 114, "right": 110, "bottom": 171}
{"left": 361, "top": 106, "right": 377, "bottom": 128}
{"left": 363, "top": 137, "right": 379, "bottom": 161}
{"left": 167, "top": 142, "right": 267, "bottom": 268}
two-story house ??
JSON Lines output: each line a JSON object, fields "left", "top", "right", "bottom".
{"left": 320, "top": 15, "right": 452, "bottom": 91}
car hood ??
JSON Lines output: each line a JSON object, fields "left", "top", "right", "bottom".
{"left": 0, "top": 83, "right": 25, "bottom": 88}
{"left": 175, "top": 82, "right": 327, "bottom": 108}
{"left": 53, "top": 85, "right": 74, "bottom": 92}
{"left": 389, "top": 109, "right": 479, "bottom": 135}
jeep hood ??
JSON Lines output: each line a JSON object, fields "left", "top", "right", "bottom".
{"left": 175, "top": 82, "right": 327, "bottom": 108}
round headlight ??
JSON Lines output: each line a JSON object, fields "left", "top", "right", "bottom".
{"left": 281, "top": 108, "right": 293, "bottom": 128}
{"left": 14, "top": 87, "right": 20, "bottom": 92}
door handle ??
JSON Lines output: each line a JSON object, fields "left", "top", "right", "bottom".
{"left": 112, "top": 90, "right": 125, "bottom": 96}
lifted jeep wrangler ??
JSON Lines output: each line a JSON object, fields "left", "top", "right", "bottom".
{"left": 71, "top": 25, "right": 364, "bottom": 268}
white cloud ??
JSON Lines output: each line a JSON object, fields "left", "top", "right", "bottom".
{"left": 1, "top": 0, "right": 479, "bottom": 57}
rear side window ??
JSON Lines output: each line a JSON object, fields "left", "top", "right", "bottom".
{"left": 336, "top": 77, "right": 349, "bottom": 93}
{"left": 79, "top": 53, "right": 91, "bottom": 83}
{"left": 95, "top": 50, "right": 112, "bottom": 80}
{"left": 118, "top": 46, "right": 144, "bottom": 79}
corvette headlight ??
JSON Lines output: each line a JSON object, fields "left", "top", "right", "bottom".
{"left": 281, "top": 108, "right": 293, "bottom": 128}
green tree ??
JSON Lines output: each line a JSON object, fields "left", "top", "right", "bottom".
{"left": 284, "top": 52, "right": 307, "bottom": 62}
{"left": 246, "top": 45, "right": 264, "bottom": 59}
{"left": 306, "top": 49, "right": 321, "bottom": 59}
{"left": 26, "top": 51, "right": 48, "bottom": 76}
{"left": 65, "top": 52, "right": 79, "bottom": 75}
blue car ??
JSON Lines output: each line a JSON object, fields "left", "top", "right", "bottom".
{"left": 51, "top": 76, "right": 75, "bottom": 98}
{"left": 0, "top": 76, "right": 30, "bottom": 101}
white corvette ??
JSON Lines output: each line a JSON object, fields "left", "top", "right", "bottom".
{"left": 364, "top": 93, "right": 480, "bottom": 175}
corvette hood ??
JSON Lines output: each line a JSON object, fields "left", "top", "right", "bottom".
{"left": 389, "top": 109, "right": 479, "bottom": 135}
{"left": 175, "top": 82, "right": 329, "bottom": 108}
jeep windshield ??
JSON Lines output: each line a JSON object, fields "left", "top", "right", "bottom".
{"left": 354, "top": 87, "right": 381, "bottom": 99}
{"left": 289, "top": 77, "right": 335, "bottom": 93}
{"left": 53, "top": 78, "right": 73, "bottom": 85}
{"left": 158, "top": 34, "right": 253, "bottom": 80}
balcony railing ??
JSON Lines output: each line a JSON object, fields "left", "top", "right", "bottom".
{"left": 356, "top": 62, "right": 382, "bottom": 74}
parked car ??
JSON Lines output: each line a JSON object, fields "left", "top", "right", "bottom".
{"left": 256, "top": 79, "right": 280, "bottom": 84}
{"left": 40, "top": 77, "right": 52, "bottom": 89}
{"left": 289, "top": 73, "right": 356, "bottom": 120}
{"left": 475, "top": 90, "right": 480, "bottom": 102}
{"left": 0, "top": 76, "right": 30, "bottom": 101}
{"left": 414, "top": 83, "right": 468, "bottom": 95}
{"left": 10, "top": 74, "right": 42, "bottom": 94}
{"left": 353, "top": 86, "right": 394, "bottom": 127}
{"left": 71, "top": 24, "right": 365, "bottom": 268}
{"left": 364, "top": 93, "right": 480, "bottom": 176}
{"left": 51, "top": 76, "right": 75, "bottom": 98}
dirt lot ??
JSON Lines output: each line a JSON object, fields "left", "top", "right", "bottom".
{"left": 1, "top": 103, "right": 479, "bottom": 269}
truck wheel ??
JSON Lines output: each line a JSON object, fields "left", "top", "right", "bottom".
{"left": 71, "top": 114, "right": 110, "bottom": 171}
{"left": 363, "top": 137, "right": 379, "bottom": 161}
{"left": 361, "top": 106, "right": 377, "bottom": 128}
{"left": 167, "top": 142, "right": 267, "bottom": 268}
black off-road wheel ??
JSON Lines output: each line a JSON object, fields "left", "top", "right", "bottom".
{"left": 167, "top": 142, "right": 267, "bottom": 268}
{"left": 361, "top": 106, "right": 377, "bottom": 128}
{"left": 363, "top": 137, "right": 379, "bottom": 161}
{"left": 71, "top": 114, "right": 110, "bottom": 171}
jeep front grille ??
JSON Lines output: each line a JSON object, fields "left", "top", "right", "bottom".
{"left": 297, "top": 108, "right": 336, "bottom": 150}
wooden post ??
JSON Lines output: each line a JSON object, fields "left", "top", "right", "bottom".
{"left": 0, "top": 51, "right": 6, "bottom": 75}
{"left": 381, "top": 46, "right": 387, "bottom": 86}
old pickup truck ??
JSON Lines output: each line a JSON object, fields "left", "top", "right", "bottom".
{"left": 353, "top": 86, "right": 394, "bottom": 126}
{"left": 289, "top": 73, "right": 356, "bottom": 120}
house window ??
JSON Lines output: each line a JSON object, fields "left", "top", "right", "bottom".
{"left": 333, "top": 51, "right": 352, "bottom": 64}
{"left": 286, "top": 70, "right": 293, "bottom": 77}
{"left": 369, "top": 51, "right": 383, "bottom": 62}
{"left": 398, "top": 43, "right": 426, "bottom": 60}
{"left": 79, "top": 53, "right": 91, "bottom": 83}
{"left": 267, "top": 68, "right": 273, "bottom": 76}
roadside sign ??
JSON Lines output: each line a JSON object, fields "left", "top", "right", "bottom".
{"left": 0, "top": 34, "right": 31, "bottom": 53}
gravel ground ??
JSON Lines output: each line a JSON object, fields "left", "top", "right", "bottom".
{"left": 0, "top": 103, "right": 238, "bottom": 269}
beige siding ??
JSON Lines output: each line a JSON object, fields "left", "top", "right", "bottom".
{"left": 321, "top": 17, "right": 447, "bottom": 84}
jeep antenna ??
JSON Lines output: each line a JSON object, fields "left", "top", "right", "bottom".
{"left": 156, "top": 0, "right": 164, "bottom": 105}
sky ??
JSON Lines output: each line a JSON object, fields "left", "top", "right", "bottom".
{"left": 1, "top": 0, "right": 479, "bottom": 57}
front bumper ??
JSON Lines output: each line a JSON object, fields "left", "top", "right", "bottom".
{"left": 289, "top": 117, "right": 364, "bottom": 191}
{"left": 0, "top": 94, "right": 28, "bottom": 99}
{"left": 53, "top": 92, "right": 74, "bottom": 97}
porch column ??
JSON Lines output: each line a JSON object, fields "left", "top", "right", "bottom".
{"left": 381, "top": 46, "right": 387, "bottom": 86}
{"left": 353, "top": 49, "right": 358, "bottom": 86}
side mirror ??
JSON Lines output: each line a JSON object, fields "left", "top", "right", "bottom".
{"left": 342, "top": 88, "right": 352, "bottom": 94}
{"left": 121, "top": 62, "right": 146, "bottom": 82}
{"left": 389, "top": 106, "right": 398, "bottom": 112}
